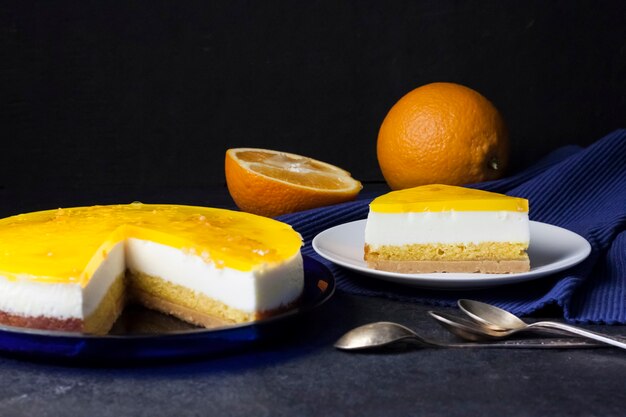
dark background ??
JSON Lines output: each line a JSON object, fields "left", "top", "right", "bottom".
{"left": 0, "top": 5, "right": 625, "bottom": 415}
{"left": 1, "top": 0, "right": 625, "bottom": 191}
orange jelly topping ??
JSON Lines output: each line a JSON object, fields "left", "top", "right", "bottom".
{"left": 0, "top": 204, "right": 302, "bottom": 286}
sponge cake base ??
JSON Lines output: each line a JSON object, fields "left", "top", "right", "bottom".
{"left": 365, "top": 258, "right": 530, "bottom": 274}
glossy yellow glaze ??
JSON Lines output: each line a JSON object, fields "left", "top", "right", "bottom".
{"left": 0, "top": 203, "right": 302, "bottom": 286}
{"left": 370, "top": 184, "right": 528, "bottom": 213}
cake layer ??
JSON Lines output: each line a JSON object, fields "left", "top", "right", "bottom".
{"left": 370, "top": 184, "right": 528, "bottom": 213}
{"left": 83, "top": 242, "right": 126, "bottom": 318}
{"left": 365, "top": 211, "right": 529, "bottom": 247}
{"left": 0, "top": 204, "right": 303, "bottom": 284}
{"left": 364, "top": 242, "right": 528, "bottom": 261}
{"left": 134, "top": 290, "right": 233, "bottom": 328}
{"left": 0, "top": 311, "right": 82, "bottom": 332}
{"left": 0, "top": 241, "right": 125, "bottom": 322}
{"left": 0, "top": 276, "right": 83, "bottom": 321}
{"left": 130, "top": 274, "right": 300, "bottom": 327}
{"left": 125, "top": 238, "right": 304, "bottom": 314}
{"left": 83, "top": 273, "right": 126, "bottom": 334}
{"left": 365, "top": 258, "right": 530, "bottom": 274}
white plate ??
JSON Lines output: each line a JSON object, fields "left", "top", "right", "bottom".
{"left": 312, "top": 220, "right": 591, "bottom": 289}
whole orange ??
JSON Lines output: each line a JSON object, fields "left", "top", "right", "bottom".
{"left": 377, "top": 82, "right": 509, "bottom": 190}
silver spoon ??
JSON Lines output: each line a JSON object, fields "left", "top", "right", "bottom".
{"left": 334, "top": 321, "right": 604, "bottom": 351}
{"left": 428, "top": 310, "right": 605, "bottom": 346}
{"left": 428, "top": 311, "right": 514, "bottom": 342}
{"left": 458, "top": 299, "right": 626, "bottom": 350}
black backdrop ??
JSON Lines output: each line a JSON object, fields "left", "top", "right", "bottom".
{"left": 2, "top": 1, "right": 625, "bottom": 190}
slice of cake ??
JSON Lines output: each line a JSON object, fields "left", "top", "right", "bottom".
{"left": 364, "top": 185, "right": 530, "bottom": 274}
{"left": 0, "top": 204, "right": 304, "bottom": 334}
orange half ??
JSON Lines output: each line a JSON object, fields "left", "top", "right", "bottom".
{"left": 225, "top": 148, "right": 362, "bottom": 217}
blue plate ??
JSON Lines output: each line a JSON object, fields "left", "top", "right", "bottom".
{"left": 0, "top": 255, "right": 334, "bottom": 363}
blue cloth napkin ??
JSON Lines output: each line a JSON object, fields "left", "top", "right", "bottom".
{"left": 278, "top": 129, "right": 626, "bottom": 324}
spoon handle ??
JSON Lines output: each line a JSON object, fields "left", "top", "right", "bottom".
{"left": 434, "top": 338, "right": 605, "bottom": 349}
{"left": 530, "top": 322, "right": 626, "bottom": 350}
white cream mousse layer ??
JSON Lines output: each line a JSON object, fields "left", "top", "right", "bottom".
{"left": 365, "top": 211, "right": 530, "bottom": 248}
{"left": 0, "top": 239, "right": 303, "bottom": 323}
{"left": 125, "top": 238, "right": 304, "bottom": 313}
{"left": 0, "top": 242, "right": 125, "bottom": 322}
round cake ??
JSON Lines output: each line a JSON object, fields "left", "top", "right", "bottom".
{"left": 0, "top": 203, "right": 304, "bottom": 334}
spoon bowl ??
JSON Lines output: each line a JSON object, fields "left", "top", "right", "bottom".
{"left": 458, "top": 299, "right": 527, "bottom": 331}
{"left": 458, "top": 299, "right": 626, "bottom": 350}
{"left": 334, "top": 322, "right": 432, "bottom": 351}
{"left": 427, "top": 311, "right": 502, "bottom": 342}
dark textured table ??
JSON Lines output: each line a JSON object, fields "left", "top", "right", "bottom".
{"left": 0, "top": 185, "right": 624, "bottom": 417}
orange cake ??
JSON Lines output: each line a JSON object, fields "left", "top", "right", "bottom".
{"left": 0, "top": 204, "right": 304, "bottom": 334}
{"left": 364, "top": 185, "right": 530, "bottom": 273}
